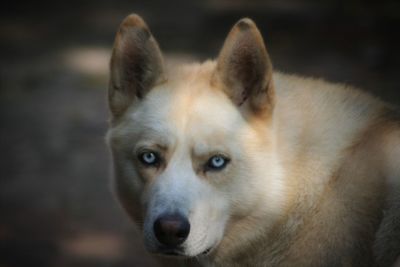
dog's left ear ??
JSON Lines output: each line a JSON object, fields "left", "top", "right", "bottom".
{"left": 212, "top": 18, "right": 274, "bottom": 115}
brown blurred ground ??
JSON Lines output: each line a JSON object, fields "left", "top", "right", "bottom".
{"left": 0, "top": 1, "right": 399, "bottom": 267}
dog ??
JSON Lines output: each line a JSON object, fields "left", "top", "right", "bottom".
{"left": 106, "top": 14, "right": 400, "bottom": 266}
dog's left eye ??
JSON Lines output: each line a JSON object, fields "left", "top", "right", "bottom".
{"left": 207, "top": 155, "right": 230, "bottom": 171}
{"left": 138, "top": 151, "right": 160, "bottom": 166}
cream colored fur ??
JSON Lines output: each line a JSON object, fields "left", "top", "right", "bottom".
{"left": 107, "top": 14, "right": 400, "bottom": 267}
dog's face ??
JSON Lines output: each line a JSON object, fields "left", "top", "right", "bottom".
{"left": 107, "top": 15, "right": 285, "bottom": 258}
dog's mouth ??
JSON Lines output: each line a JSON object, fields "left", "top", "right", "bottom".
{"left": 162, "top": 250, "right": 181, "bottom": 256}
{"left": 156, "top": 246, "right": 186, "bottom": 257}
{"left": 155, "top": 245, "right": 214, "bottom": 258}
{"left": 201, "top": 247, "right": 213, "bottom": 255}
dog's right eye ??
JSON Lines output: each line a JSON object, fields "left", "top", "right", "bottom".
{"left": 138, "top": 151, "right": 160, "bottom": 166}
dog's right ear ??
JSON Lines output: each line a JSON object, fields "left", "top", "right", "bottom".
{"left": 109, "top": 14, "right": 165, "bottom": 119}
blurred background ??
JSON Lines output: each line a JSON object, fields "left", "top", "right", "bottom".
{"left": 1, "top": 0, "right": 399, "bottom": 266}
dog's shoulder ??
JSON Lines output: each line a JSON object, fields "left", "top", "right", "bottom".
{"left": 271, "top": 72, "right": 400, "bottom": 265}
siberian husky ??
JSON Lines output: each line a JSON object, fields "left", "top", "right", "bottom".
{"left": 107, "top": 14, "right": 400, "bottom": 266}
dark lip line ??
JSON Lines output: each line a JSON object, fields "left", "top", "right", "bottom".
{"left": 154, "top": 245, "right": 214, "bottom": 258}
{"left": 202, "top": 248, "right": 212, "bottom": 254}
{"left": 156, "top": 246, "right": 185, "bottom": 257}
{"left": 201, "top": 245, "right": 214, "bottom": 256}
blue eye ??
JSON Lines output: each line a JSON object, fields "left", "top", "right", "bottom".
{"left": 207, "top": 155, "right": 230, "bottom": 171}
{"left": 139, "top": 151, "right": 160, "bottom": 166}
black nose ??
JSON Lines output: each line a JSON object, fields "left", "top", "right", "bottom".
{"left": 153, "top": 213, "right": 190, "bottom": 247}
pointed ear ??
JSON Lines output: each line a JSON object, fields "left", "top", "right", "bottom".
{"left": 212, "top": 18, "right": 274, "bottom": 115}
{"left": 109, "top": 14, "right": 165, "bottom": 119}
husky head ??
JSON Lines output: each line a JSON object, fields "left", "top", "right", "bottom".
{"left": 107, "top": 14, "right": 286, "bottom": 259}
